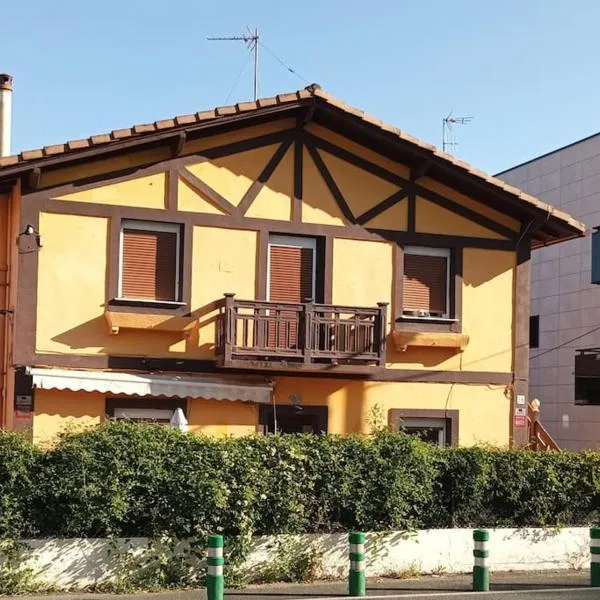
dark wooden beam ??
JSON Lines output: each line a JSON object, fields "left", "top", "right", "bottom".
{"left": 293, "top": 137, "right": 303, "bottom": 222}
{"left": 178, "top": 168, "right": 237, "bottom": 215}
{"left": 355, "top": 189, "right": 409, "bottom": 225}
{"left": 172, "top": 131, "right": 186, "bottom": 157}
{"left": 238, "top": 137, "right": 293, "bottom": 215}
{"left": 25, "top": 167, "right": 41, "bottom": 192}
{"left": 305, "top": 142, "right": 355, "bottom": 223}
{"left": 410, "top": 160, "right": 431, "bottom": 182}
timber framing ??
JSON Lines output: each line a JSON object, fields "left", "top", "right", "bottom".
{"left": 11, "top": 112, "right": 547, "bottom": 392}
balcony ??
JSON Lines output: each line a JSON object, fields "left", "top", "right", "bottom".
{"left": 216, "top": 294, "right": 387, "bottom": 373}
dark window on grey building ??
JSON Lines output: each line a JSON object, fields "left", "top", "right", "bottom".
{"left": 575, "top": 351, "right": 600, "bottom": 405}
{"left": 529, "top": 315, "right": 539, "bottom": 349}
{"left": 592, "top": 227, "right": 600, "bottom": 285}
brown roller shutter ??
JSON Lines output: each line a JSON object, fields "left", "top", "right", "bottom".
{"left": 267, "top": 244, "right": 314, "bottom": 348}
{"left": 121, "top": 228, "right": 178, "bottom": 301}
{"left": 403, "top": 253, "right": 447, "bottom": 315}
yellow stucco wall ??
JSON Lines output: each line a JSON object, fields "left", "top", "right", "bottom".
{"left": 55, "top": 173, "right": 168, "bottom": 209}
{"left": 190, "top": 226, "right": 257, "bottom": 358}
{"left": 177, "top": 177, "right": 227, "bottom": 214}
{"left": 332, "top": 238, "right": 393, "bottom": 308}
{"left": 415, "top": 196, "right": 506, "bottom": 239}
{"left": 32, "top": 380, "right": 510, "bottom": 447}
{"left": 33, "top": 389, "right": 105, "bottom": 446}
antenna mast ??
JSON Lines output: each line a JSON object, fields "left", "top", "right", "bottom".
{"left": 442, "top": 113, "right": 473, "bottom": 153}
{"left": 208, "top": 27, "right": 259, "bottom": 100}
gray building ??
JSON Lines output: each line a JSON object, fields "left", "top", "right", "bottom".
{"left": 499, "top": 135, "right": 600, "bottom": 450}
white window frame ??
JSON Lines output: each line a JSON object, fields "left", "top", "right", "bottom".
{"left": 403, "top": 246, "right": 451, "bottom": 319}
{"left": 267, "top": 235, "right": 317, "bottom": 303}
{"left": 402, "top": 417, "right": 448, "bottom": 446}
{"left": 113, "top": 407, "right": 174, "bottom": 422}
{"left": 118, "top": 220, "right": 181, "bottom": 302}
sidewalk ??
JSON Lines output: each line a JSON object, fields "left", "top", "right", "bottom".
{"left": 19, "top": 570, "right": 590, "bottom": 600}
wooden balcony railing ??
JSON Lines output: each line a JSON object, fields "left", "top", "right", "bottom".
{"left": 527, "top": 400, "right": 560, "bottom": 451}
{"left": 216, "top": 294, "right": 387, "bottom": 371}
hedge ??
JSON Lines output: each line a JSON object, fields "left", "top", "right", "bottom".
{"left": 1, "top": 422, "right": 600, "bottom": 539}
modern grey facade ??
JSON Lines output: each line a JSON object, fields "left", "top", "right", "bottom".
{"left": 499, "top": 135, "right": 600, "bottom": 450}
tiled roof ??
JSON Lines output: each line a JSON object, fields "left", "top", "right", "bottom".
{"left": 0, "top": 83, "right": 587, "bottom": 236}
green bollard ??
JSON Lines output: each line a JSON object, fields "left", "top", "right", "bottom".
{"left": 473, "top": 529, "right": 490, "bottom": 592}
{"left": 591, "top": 527, "right": 600, "bottom": 587}
{"left": 349, "top": 531, "right": 366, "bottom": 597}
{"left": 207, "top": 534, "right": 224, "bottom": 600}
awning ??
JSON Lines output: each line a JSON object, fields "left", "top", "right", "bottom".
{"left": 27, "top": 367, "right": 273, "bottom": 404}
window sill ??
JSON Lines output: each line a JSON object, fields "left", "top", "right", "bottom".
{"left": 396, "top": 316, "right": 462, "bottom": 334}
{"left": 110, "top": 298, "right": 187, "bottom": 309}
{"left": 392, "top": 329, "right": 469, "bottom": 352}
{"left": 104, "top": 309, "right": 198, "bottom": 338}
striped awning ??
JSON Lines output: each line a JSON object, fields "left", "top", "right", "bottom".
{"left": 27, "top": 367, "right": 273, "bottom": 404}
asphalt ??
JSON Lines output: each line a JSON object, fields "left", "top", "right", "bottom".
{"left": 14, "top": 570, "right": 595, "bottom": 600}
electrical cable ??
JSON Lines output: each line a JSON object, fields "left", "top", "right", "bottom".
{"left": 225, "top": 52, "right": 253, "bottom": 104}
{"left": 259, "top": 42, "right": 309, "bottom": 84}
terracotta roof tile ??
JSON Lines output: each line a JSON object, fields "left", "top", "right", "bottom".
{"left": 66, "top": 139, "right": 90, "bottom": 150}
{"left": 256, "top": 96, "right": 278, "bottom": 108}
{"left": 43, "top": 144, "right": 65, "bottom": 156}
{"left": 111, "top": 128, "right": 132, "bottom": 139}
{"left": 132, "top": 124, "right": 154, "bottom": 134}
{"left": 0, "top": 155, "right": 18, "bottom": 166}
{"left": 155, "top": 119, "right": 175, "bottom": 130}
{"left": 175, "top": 114, "right": 197, "bottom": 126}
{"left": 236, "top": 101, "right": 257, "bottom": 112}
{"left": 215, "top": 105, "right": 237, "bottom": 116}
{"left": 20, "top": 149, "right": 44, "bottom": 160}
{"left": 89, "top": 134, "right": 112, "bottom": 144}
{"left": 276, "top": 93, "right": 299, "bottom": 103}
{"left": 196, "top": 110, "right": 216, "bottom": 120}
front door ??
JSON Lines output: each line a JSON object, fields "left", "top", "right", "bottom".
{"left": 267, "top": 235, "right": 317, "bottom": 349}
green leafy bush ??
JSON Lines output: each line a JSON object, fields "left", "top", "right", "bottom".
{"left": 1, "top": 422, "right": 599, "bottom": 541}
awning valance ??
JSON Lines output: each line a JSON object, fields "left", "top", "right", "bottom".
{"left": 27, "top": 367, "right": 273, "bottom": 404}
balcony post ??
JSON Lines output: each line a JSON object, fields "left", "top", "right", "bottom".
{"left": 223, "top": 293, "right": 235, "bottom": 364}
{"left": 303, "top": 298, "right": 314, "bottom": 365}
{"left": 377, "top": 302, "right": 388, "bottom": 367}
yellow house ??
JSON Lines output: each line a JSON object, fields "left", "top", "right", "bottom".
{"left": 0, "top": 84, "right": 586, "bottom": 446}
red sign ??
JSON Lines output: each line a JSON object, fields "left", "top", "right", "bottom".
{"left": 514, "top": 415, "right": 526, "bottom": 427}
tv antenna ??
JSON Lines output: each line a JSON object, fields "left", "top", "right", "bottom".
{"left": 208, "top": 27, "right": 259, "bottom": 101}
{"left": 442, "top": 112, "right": 473, "bottom": 153}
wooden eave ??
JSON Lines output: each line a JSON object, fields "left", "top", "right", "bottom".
{"left": 0, "top": 85, "right": 585, "bottom": 247}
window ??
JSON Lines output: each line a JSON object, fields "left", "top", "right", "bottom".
{"left": 529, "top": 315, "right": 540, "bottom": 349}
{"left": 118, "top": 220, "right": 181, "bottom": 302}
{"left": 575, "top": 351, "right": 600, "bottom": 405}
{"left": 592, "top": 227, "right": 600, "bottom": 285}
{"left": 258, "top": 405, "right": 328, "bottom": 434}
{"left": 389, "top": 409, "right": 458, "bottom": 446}
{"left": 402, "top": 247, "right": 450, "bottom": 319}
{"left": 402, "top": 417, "right": 449, "bottom": 446}
{"left": 106, "top": 398, "right": 187, "bottom": 423}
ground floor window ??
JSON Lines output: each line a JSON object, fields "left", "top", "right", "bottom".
{"left": 105, "top": 398, "right": 187, "bottom": 424}
{"left": 388, "top": 409, "right": 458, "bottom": 446}
{"left": 258, "top": 405, "right": 328, "bottom": 434}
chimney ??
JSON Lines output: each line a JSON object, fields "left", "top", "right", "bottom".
{"left": 0, "top": 74, "right": 13, "bottom": 158}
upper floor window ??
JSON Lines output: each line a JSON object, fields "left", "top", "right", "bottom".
{"left": 529, "top": 315, "right": 540, "bottom": 349}
{"left": 118, "top": 220, "right": 181, "bottom": 302}
{"left": 402, "top": 247, "right": 450, "bottom": 319}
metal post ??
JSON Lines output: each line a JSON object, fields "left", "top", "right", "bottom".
{"left": 207, "top": 534, "right": 224, "bottom": 600}
{"left": 349, "top": 532, "right": 366, "bottom": 596}
{"left": 591, "top": 527, "right": 600, "bottom": 587}
{"left": 473, "top": 529, "right": 490, "bottom": 592}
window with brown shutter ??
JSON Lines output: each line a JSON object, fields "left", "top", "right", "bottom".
{"left": 267, "top": 236, "right": 316, "bottom": 348}
{"left": 119, "top": 221, "right": 181, "bottom": 302}
{"left": 402, "top": 248, "right": 449, "bottom": 318}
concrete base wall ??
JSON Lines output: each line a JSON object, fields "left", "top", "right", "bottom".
{"left": 10, "top": 528, "right": 591, "bottom": 590}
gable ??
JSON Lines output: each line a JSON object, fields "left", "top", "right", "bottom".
{"left": 37, "top": 118, "right": 522, "bottom": 244}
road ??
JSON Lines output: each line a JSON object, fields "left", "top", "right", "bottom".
{"left": 18, "top": 571, "right": 594, "bottom": 600}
